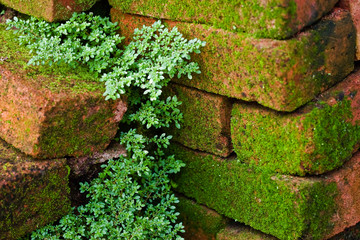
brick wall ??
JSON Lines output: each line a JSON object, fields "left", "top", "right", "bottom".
{"left": 1, "top": 0, "right": 360, "bottom": 239}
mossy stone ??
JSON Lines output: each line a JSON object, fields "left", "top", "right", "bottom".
{"left": 111, "top": 9, "right": 355, "bottom": 111}
{"left": 171, "top": 144, "right": 338, "bottom": 240}
{"left": 108, "top": 0, "right": 337, "bottom": 39}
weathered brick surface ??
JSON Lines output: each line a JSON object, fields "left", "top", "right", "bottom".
{"left": 216, "top": 224, "right": 278, "bottom": 240}
{"left": 164, "top": 83, "right": 232, "bottom": 157}
{"left": 109, "top": 0, "right": 337, "bottom": 39}
{"left": 339, "top": 0, "right": 360, "bottom": 60}
{"left": 0, "top": 0, "right": 97, "bottom": 22}
{"left": 67, "top": 142, "right": 127, "bottom": 206}
{"left": 329, "top": 221, "right": 360, "bottom": 240}
{"left": 111, "top": 8, "right": 355, "bottom": 112}
{"left": 0, "top": 138, "right": 71, "bottom": 240}
{"left": 171, "top": 144, "right": 360, "bottom": 240}
{"left": 0, "top": 25, "right": 127, "bottom": 159}
{"left": 231, "top": 67, "right": 360, "bottom": 176}
{"left": 176, "top": 196, "right": 229, "bottom": 240}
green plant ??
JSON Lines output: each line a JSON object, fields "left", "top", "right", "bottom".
{"left": 7, "top": 12, "right": 205, "bottom": 239}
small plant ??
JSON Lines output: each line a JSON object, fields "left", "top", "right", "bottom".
{"left": 7, "top": 12, "right": 205, "bottom": 239}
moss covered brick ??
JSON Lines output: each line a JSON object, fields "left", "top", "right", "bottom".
{"left": 0, "top": 25, "right": 127, "bottom": 159}
{"left": 217, "top": 224, "right": 278, "bottom": 240}
{"left": 231, "top": 67, "right": 360, "bottom": 176}
{"left": 0, "top": 0, "right": 98, "bottom": 22}
{"left": 0, "top": 138, "right": 71, "bottom": 240}
{"left": 176, "top": 196, "right": 230, "bottom": 240}
{"left": 171, "top": 144, "right": 360, "bottom": 240}
{"left": 163, "top": 83, "right": 232, "bottom": 157}
{"left": 108, "top": 0, "right": 337, "bottom": 39}
{"left": 111, "top": 9, "right": 355, "bottom": 112}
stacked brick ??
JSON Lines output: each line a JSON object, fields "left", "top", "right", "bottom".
{"left": 109, "top": 1, "right": 360, "bottom": 239}
{"left": 0, "top": 0, "right": 98, "bottom": 22}
{"left": 0, "top": 20, "right": 127, "bottom": 239}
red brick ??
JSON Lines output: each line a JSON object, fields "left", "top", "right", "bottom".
{"left": 231, "top": 66, "right": 360, "bottom": 176}
{"left": 67, "top": 142, "right": 127, "bottom": 206}
{"left": 176, "top": 196, "right": 229, "bottom": 240}
{"left": 108, "top": 0, "right": 337, "bottom": 39}
{"left": 339, "top": 0, "right": 360, "bottom": 60}
{"left": 0, "top": 26, "right": 127, "bottom": 159}
{"left": 216, "top": 224, "right": 277, "bottom": 240}
{"left": 111, "top": 8, "right": 355, "bottom": 111}
{"left": 172, "top": 144, "right": 360, "bottom": 239}
{"left": 164, "top": 83, "right": 232, "bottom": 157}
{"left": 0, "top": 139, "right": 71, "bottom": 240}
{"left": 0, "top": 0, "right": 97, "bottom": 22}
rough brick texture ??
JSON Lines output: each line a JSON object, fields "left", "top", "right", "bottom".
{"left": 0, "top": 139, "right": 71, "bottom": 240}
{"left": 0, "top": 25, "right": 127, "bottom": 159}
{"left": 0, "top": 0, "right": 97, "bottom": 22}
{"left": 108, "top": 0, "right": 337, "bottom": 39}
{"left": 67, "top": 142, "right": 127, "bottom": 207}
{"left": 176, "top": 196, "right": 229, "bottom": 240}
{"left": 111, "top": 8, "right": 355, "bottom": 112}
{"left": 339, "top": 0, "right": 360, "bottom": 60}
{"left": 217, "top": 224, "right": 277, "bottom": 240}
{"left": 164, "top": 83, "right": 232, "bottom": 157}
{"left": 231, "top": 66, "right": 360, "bottom": 176}
{"left": 171, "top": 144, "right": 360, "bottom": 240}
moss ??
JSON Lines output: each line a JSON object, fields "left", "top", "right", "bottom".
{"left": 231, "top": 99, "right": 360, "bottom": 176}
{"left": 109, "top": 0, "right": 302, "bottom": 39}
{"left": 111, "top": 9, "right": 354, "bottom": 111}
{"left": 33, "top": 96, "right": 115, "bottom": 158}
{"left": 0, "top": 24, "right": 120, "bottom": 158}
{"left": 1, "top": 0, "right": 97, "bottom": 21}
{"left": 171, "top": 144, "right": 338, "bottom": 240}
{"left": 176, "top": 196, "right": 229, "bottom": 239}
{"left": 0, "top": 24, "right": 103, "bottom": 94}
{"left": 217, "top": 224, "right": 278, "bottom": 240}
{"left": 163, "top": 83, "right": 232, "bottom": 157}
{"left": 0, "top": 156, "right": 71, "bottom": 240}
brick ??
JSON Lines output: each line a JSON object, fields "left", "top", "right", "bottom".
{"left": 108, "top": 0, "right": 337, "bottom": 39}
{"left": 111, "top": 8, "right": 355, "bottom": 112}
{"left": 231, "top": 67, "right": 360, "bottom": 176}
{"left": 216, "top": 224, "right": 277, "bottom": 240}
{"left": 329, "top": 221, "right": 360, "bottom": 240}
{"left": 0, "top": 0, "right": 97, "bottom": 22}
{"left": 67, "top": 142, "right": 127, "bottom": 206}
{"left": 339, "top": 0, "right": 360, "bottom": 60}
{"left": 171, "top": 144, "right": 360, "bottom": 240}
{"left": 176, "top": 196, "right": 229, "bottom": 240}
{"left": 164, "top": 83, "right": 232, "bottom": 157}
{"left": 0, "top": 25, "right": 127, "bottom": 159}
{"left": 0, "top": 138, "right": 71, "bottom": 240}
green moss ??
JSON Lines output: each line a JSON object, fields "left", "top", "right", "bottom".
{"left": 0, "top": 24, "right": 103, "bottom": 95}
{"left": 1, "top": 0, "right": 97, "bottom": 21}
{"left": 35, "top": 98, "right": 114, "bottom": 158}
{"left": 231, "top": 99, "right": 360, "bottom": 176}
{"left": 176, "top": 196, "right": 229, "bottom": 238}
{"left": 109, "top": 0, "right": 301, "bottom": 39}
{"left": 163, "top": 83, "right": 232, "bottom": 157}
{"left": 0, "top": 24, "right": 118, "bottom": 158}
{"left": 0, "top": 157, "right": 71, "bottom": 240}
{"left": 171, "top": 144, "right": 338, "bottom": 240}
{"left": 111, "top": 9, "right": 354, "bottom": 111}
